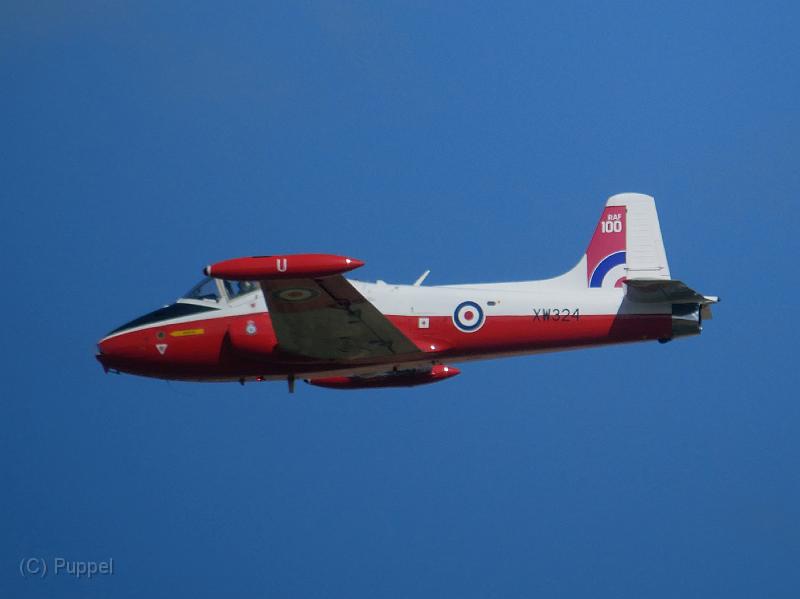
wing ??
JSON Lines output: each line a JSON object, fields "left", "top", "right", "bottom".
{"left": 260, "top": 275, "right": 422, "bottom": 361}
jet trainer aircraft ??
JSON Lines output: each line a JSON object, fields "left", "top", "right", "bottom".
{"left": 97, "top": 193, "right": 719, "bottom": 391}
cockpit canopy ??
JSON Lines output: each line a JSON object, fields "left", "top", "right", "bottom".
{"left": 182, "top": 277, "right": 259, "bottom": 303}
{"left": 106, "top": 278, "right": 260, "bottom": 336}
{"left": 223, "top": 280, "right": 259, "bottom": 299}
{"left": 184, "top": 277, "right": 221, "bottom": 302}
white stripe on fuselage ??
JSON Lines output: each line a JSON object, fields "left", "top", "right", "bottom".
{"left": 98, "top": 295, "right": 268, "bottom": 341}
{"left": 100, "top": 278, "right": 669, "bottom": 343}
{"left": 352, "top": 280, "right": 664, "bottom": 317}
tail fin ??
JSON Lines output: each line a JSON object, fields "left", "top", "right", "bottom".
{"left": 583, "top": 193, "right": 671, "bottom": 289}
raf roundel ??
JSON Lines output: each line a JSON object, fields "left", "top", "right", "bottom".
{"left": 275, "top": 288, "right": 319, "bottom": 302}
{"left": 453, "top": 301, "right": 485, "bottom": 333}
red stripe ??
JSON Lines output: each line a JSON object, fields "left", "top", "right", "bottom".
{"left": 98, "top": 312, "right": 671, "bottom": 380}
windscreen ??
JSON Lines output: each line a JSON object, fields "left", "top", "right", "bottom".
{"left": 182, "top": 277, "right": 221, "bottom": 302}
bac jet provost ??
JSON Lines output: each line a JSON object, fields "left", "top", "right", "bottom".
{"left": 97, "top": 193, "right": 719, "bottom": 391}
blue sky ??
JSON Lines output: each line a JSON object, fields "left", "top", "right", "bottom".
{"left": 2, "top": 1, "right": 798, "bottom": 597}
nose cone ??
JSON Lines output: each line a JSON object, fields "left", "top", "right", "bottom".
{"left": 96, "top": 304, "right": 224, "bottom": 380}
{"left": 430, "top": 364, "right": 460, "bottom": 379}
{"left": 96, "top": 328, "right": 148, "bottom": 373}
{"left": 346, "top": 257, "right": 365, "bottom": 269}
{"left": 96, "top": 302, "right": 190, "bottom": 374}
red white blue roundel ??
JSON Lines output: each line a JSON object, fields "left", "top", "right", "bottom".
{"left": 453, "top": 301, "right": 485, "bottom": 332}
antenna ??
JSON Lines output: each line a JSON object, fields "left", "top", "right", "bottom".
{"left": 413, "top": 270, "right": 430, "bottom": 287}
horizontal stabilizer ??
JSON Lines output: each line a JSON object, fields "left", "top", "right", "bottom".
{"left": 625, "top": 279, "right": 719, "bottom": 305}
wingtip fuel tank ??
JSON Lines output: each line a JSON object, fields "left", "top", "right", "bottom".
{"left": 204, "top": 253, "right": 364, "bottom": 280}
{"left": 307, "top": 365, "right": 460, "bottom": 389}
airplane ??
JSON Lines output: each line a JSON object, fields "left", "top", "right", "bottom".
{"left": 96, "top": 193, "right": 719, "bottom": 391}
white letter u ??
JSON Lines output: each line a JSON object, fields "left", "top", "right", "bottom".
{"left": 276, "top": 258, "right": 288, "bottom": 272}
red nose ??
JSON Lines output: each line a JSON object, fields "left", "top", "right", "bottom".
{"left": 96, "top": 329, "right": 148, "bottom": 372}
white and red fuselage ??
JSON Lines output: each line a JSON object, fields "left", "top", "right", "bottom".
{"left": 97, "top": 194, "right": 718, "bottom": 390}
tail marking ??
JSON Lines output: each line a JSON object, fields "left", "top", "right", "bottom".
{"left": 586, "top": 205, "right": 627, "bottom": 288}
